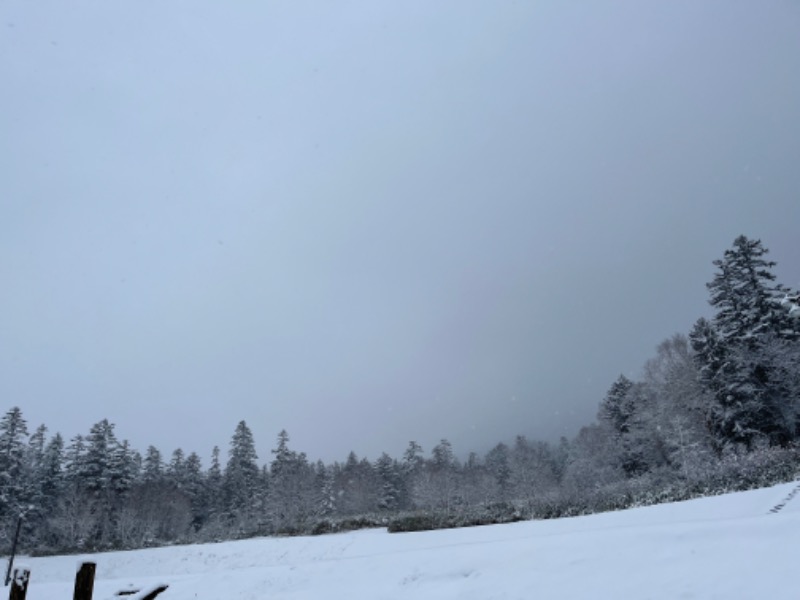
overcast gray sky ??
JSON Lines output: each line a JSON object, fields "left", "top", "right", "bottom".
{"left": 2, "top": 1, "right": 799, "bottom": 465}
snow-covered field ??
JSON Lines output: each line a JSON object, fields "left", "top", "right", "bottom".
{"left": 17, "top": 482, "right": 800, "bottom": 599}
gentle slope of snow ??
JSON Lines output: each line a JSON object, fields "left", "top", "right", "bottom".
{"left": 18, "top": 481, "right": 800, "bottom": 599}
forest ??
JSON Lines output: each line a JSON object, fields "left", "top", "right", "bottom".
{"left": 1, "top": 235, "right": 798, "bottom": 554}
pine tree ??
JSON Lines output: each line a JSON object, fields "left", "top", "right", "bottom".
{"left": 203, "top": 445, "right": 224, "bottom": 524}
{"left": 375, "top": 453, "right": 402, "bottom": 511}
{"left": 708, "top": 236, "right": 790, "bottom": 344}
{"left": 223, "top": 421, "right": 260, "bottom": 519}
{"left": 83, "top": 419, "right": 118, "bottom": 494}
{"left": 335, "top": 452, "right": 379, "bottom": 515}
{"left": 596, "top": 375, "right": 667, "bottom": 476}
{"left": 109, "top": 440, "right": 138, "bottom": 495}
{"left": 16, "top": 424, "right": 51, "bottom": 545}
{"left": 268, "top": 430, "right": 315, "bottom": 530}
{"left": 0, "top": 407, "right": 30, "bottom": 522}
{"left": 27, "top": 425, "right": 47, "bottom": 471}
{"left": 81, "top": 419, "right": 136, "bottom": 547}
{"left": 63, "top": 434, "right": 87, "bottom": 485}
{"left": 181, "top": 451, "right": 206, "bottom": 530}
{"left": 431, "top": 439, "right": 455, "bottom": 472}
{"left": 168, "top": 449, "right": 187, "bottom": 487}
{"left": 313, "top": 461, "right": 336, "bottom": 517}
{"left": 143, "top": 446, "right": 164, "bottom": 483}
{"left": 614, "top": 382, "right": 671, "bottom": 476}
{"left": 401, "top": 441, "right": 425, "bottom": 509}
{"left": 694, "top": 236, "right": 799, "bottom": 447}
{"left": 40, "top": 433, "right": 65, "bottom": 508}
{"left": 598, "top": 375, "right": 635, "bottom": 435}
{"left": 54, "top": 434, "right": 95, "bottom": 550}
{"left": 485, "top": 442, "right": 511, "bottom": 501}
{"left": 23, "top": 425, "right": 49, "bottom": 517}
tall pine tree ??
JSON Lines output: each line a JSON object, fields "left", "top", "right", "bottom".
{"left": 224, "top": 421, "right": 261, "bottom": 521}
{"left": 693, "top": 236, "right": 798, "bottom": 447}
{"left": 0, "top": 407, "right": 30, "bottom": 525}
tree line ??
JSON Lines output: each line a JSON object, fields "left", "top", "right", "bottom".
{"left": 1, "top": 235, "right": 798, "bottom": 553}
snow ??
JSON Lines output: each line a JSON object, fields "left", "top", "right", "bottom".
{"left": 779, "top": 294, "right": 799, "bottom": 318}
{"left": 12, "top": 564, "right": 30, "bottom": 587}
{"left": 19, "top": 482, "right": 800, "bottom": 599}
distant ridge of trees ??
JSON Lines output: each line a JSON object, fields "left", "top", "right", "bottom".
{"left": 1, "top": 235, "right": 798, "bottom": 554}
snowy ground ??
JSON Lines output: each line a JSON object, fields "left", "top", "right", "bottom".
{"left": 16, "top": 481, "right": 800, "bottom": 599}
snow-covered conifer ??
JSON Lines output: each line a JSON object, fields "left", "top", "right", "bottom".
{"left": 694, "top": 237, "right": 799, "bottom": 447}
{"left": 598, "top": 375, "right": 635, "bottom": 435}
{"left": 0, "top": 407, "right": 29, "bottom": 522}
{"left": 223, "top": 421, "right": 260, "bottom": 516}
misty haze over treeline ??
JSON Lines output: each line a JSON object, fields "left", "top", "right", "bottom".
{"left": 1, "top": 236, "right": 799, "bottom": 553}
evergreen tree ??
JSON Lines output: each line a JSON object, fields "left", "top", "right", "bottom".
{"left": 694, "top": 236, "right": 799, "bottom": 447}
{"left": 224, "top": 421, "right": 260, "bottom": 518}
{"left": 708, "top": 236, "right": 791, "bottom": 343}
{"left": 203, "top": 445, "right": 224, "bottom": 525}
{"left": 40, "top": 433, "right": 65, "bottom": 508}
{"left": 614, "top": 382, "right": 670, "bottom": 476}
{"left": 23, "top": 424, "right": 49, "bottom": 520}
{"left": 689, "top": 318, "right": 726, "bottom": 392}
{"left": 109, "top": 440, "right": 138, "bottom": 495}
{"left": 268, "top": 430, "right": 315, "bottom": 530}
{"left": 401, "top": 441, "right": 425, "bottom": 509}
{"left": 552, "top": 437, "right": 571, "bottom": 483}
{"left": 485, "top": 442, "right": 511, "bottom": 501}
{"left": 63, "top": 434, "right": 87, "bottom": 485}
{"left": 0, "top": 407, "right": 30, "bottom": 522}
{"left": 27, "top": 425, "right": 48, "bottom": 471}
{"left": 143, "top": 446, "right": 164, "bottom": 483}
{"left": 431, "top": 439, "right": 455, "bottom": 471}
{"left": 182, "top": 451, "right": 206, "bottom": 530}
{"left": 83, "top": 419, "right": 118, "bottom": 494}
{"left": 335, "top": 452, "right": 379, "bottom": 515}
{"left": 82, "top": 419, "right": 134, "bottom": 546}
{"left": 596, "top": 375, "right": 669, "bottom": 476}
{"left": 598, "top": 375, "right": 635, "bottom": 435}
{"left": 375, "top": 453, "right": 402, "bottom": 511}
{"left": 168, "top": 448, "right": 187, "bottom": 487}
{"left": 314, "top": 461, "right": 336, "bottom": 517}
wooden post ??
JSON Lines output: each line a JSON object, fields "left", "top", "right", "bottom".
{"left": 73, "top": 562, "right": 96, "bottom": 600}
{"left": 140, "top": 585, "right": 169, "bottom": 600}
{"left": 8, "top": 567, "right": 29, "bottom": 600}
{"left": 114, "top": 584, "right": 168, "bottom": 600}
